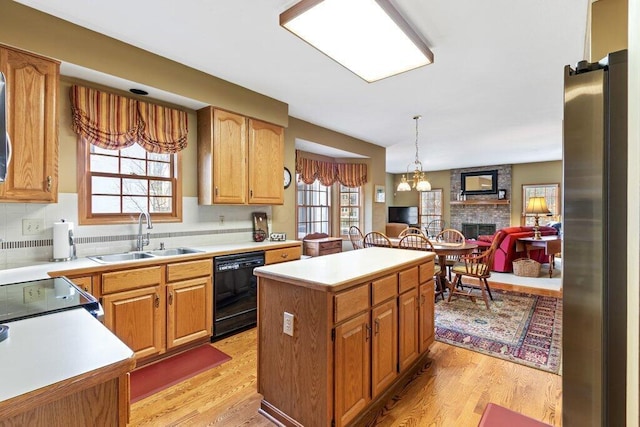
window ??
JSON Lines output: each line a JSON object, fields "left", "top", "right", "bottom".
{"left": 522, "top": 183, "right": 560, "bottom": 226}
{"left": 78, "top": 138, "right": 182, "bottom": 224}
{"left": 296, "top": 177, "right": 331, "bottom": 238}
{"left": 339, "top": 185, "right": 361, "bottom": 236}
{"left": 420, "top": 189, "right": 443, "bottom": 232}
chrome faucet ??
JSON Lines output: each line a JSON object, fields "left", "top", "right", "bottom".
{"left": 136, "top": 211, "right": 153, "bottom": 251}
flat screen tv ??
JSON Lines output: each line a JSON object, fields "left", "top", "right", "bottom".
{"left": 388, "top": 206, "right": 418, "bottom": 225}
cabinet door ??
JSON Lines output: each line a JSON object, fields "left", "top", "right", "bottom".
{"left": 334, "top": 312, "right": 370, "bottom": 427}
{"left": 371, "top": 299, "right": 397, "bottom": 398}
{"left": 213, "top": 109, "right": 247, "bottom": 204}
{"left": 398, "top": 289, "right": 419, "bottom": 371}
{"left": 0, "top": 46, "right": 58, "bottom": 202}
{"left": 103, "top": 286, "right": 165, "bottom": 359}
{"left": 419, "top": 280, "right": 435, "bottom": 353}
{"left": 247, "top": 119, "right": 284, "bottom": 205}
{"left": 166, "top": 276, "right": 213, "bottom": 349}
{"left": 70, "top": 276, "right": 93, "bottom": 294}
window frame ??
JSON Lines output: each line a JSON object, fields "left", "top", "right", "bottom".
{"left": 338, "top": 185, "right": 362, "bottom": 237}
{"left": 419, "top": 188, "right": 444, "bottom": 230}
{"left": 521, "top": 183, "right": 560, "bottom": 226}
{"left": 295, "top": 176, "right": 332, "bottom": 239}
{"left": 77, "top": 137, "right": 183, "bottom": 225}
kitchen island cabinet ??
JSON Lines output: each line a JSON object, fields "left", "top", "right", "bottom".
{"left": 254, "top": 247, "right": 436, "bottom": 427}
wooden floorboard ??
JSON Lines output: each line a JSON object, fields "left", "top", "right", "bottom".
{"left": 129, "top": 327, "right": 562, "bottom": 426}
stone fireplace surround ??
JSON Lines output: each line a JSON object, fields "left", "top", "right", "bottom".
{"left": 450, "top": 164, "right": 511, "bottom": 237}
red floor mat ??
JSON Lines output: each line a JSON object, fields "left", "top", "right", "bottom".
{"left": 130, "top": 344, "right": 231, "bottom": 403}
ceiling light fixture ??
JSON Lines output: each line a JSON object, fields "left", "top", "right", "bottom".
{"left": 280, "top": 0, "right": 434, "bottom": 83}
{"left": 397, "top": 115, "right": 431, "bottom": 192}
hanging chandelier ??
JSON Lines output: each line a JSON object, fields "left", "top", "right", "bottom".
{"left": 397, "top": 115, "right": 431, "bottom": 192}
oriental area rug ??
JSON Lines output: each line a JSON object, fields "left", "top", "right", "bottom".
{"left": 435, "top": 289, "right": 562, "bottom": 374}
{"left": 130, "top": 344, "right": 231, "bottom": 403}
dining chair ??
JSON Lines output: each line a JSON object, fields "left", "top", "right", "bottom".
{"left": 449, "top": 231, "right": 504, "bottom": 309}
{"left": 398, "top": 234, "right": 443, "bottom": 299}
{"left": 363, "top": 231, "right": 392, "bottom": 248}
{"left": 348, "top": 226, "right": 364, "bottom": 250}
{"left": 436, "top": 228, "right": 466, "bottom": 281}
{"left": 398, "top": 227, "right": 425, "bottom": 238}
{"left": 424, "top": 219, "right": 446, "bottom": 238}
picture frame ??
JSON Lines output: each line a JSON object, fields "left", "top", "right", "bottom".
{"left": 252, "top": 212, "right": 268, "bottom": 242}
{"left": 375, "top": 185, "right": 385, "bottom": 203}
{"left": 498, "top": 189, "right": 507, "bottom": 200}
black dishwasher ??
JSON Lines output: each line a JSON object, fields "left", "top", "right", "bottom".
{"left": 212, "top": 251, "right": 265, "bottom": 340}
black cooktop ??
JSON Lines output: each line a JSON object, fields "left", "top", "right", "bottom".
{"left": 0, "top": 277, "right": 99, "bottom": 323}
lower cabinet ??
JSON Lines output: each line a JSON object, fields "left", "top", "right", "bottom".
{"left": 101, "top": 259, "right": 213, "bottom": 361}
{"left": 399, "top": 287, "right": 420, "bottom": 371}
{"left": 419, "top": 280, "right": 436, "bottom": 353}
{"left": 102, "top": 286, "right": 165, "bottom": 360}
{"left": 371, "top": 299, "right": 398, "bottom": 398}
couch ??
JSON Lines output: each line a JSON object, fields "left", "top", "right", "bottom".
{"left": 476, "top": 226, "right": 559, "bottom": 272}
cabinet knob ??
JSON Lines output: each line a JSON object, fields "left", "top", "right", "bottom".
{"left": 46, "top": 176, "right": 52, "bottom": 192}
{"left": 281, "top": 253, "right": 288, "bottom": 259}
{"left": 168, "top": 292, "right": 173, "bottom": 305}
{"left": 154, "top": 294, "right": 160, "bottom": 308}
{"left": 215, "top": 186, "right": 219, "bottom": 196}
{"left": 374, "top": 319, "right": 380, "bottom": 335}
{"left": 365, "top": 324, "right": 371, "bottom": 341}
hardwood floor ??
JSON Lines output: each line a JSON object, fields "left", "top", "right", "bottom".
{"left": 129, "top": 327, "right": 562, "bottom": 426}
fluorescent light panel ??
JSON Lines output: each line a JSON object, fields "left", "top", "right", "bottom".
{"left": 280, "top": 0, "right": 433, "bottom": 82}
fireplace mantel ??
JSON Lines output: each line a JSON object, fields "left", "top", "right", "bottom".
{"left": 450, "top": 199, "right": 510, "bottom": 206}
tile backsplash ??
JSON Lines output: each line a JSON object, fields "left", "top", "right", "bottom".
{"left": 0, "top": 193, "right": 273, "bottom": 269}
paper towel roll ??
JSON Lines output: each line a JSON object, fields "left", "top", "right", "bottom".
{"left": 53, "top": 221, "right": 73, "bottom": 260}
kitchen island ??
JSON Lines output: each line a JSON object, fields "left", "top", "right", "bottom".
{"left": 0, "top": 309, "right": 135, "bottom": 426}
{"left": 253, "top": 247, "right": 436, "bottom": 427}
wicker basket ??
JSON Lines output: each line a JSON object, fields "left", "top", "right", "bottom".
{"left": 512, "top": 258, "right": 540, "bottom": 277}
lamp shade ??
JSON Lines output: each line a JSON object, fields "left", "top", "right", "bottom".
{"left": 525, "top": 197, "right": 550, "bottom": 214}
{"left": 397, "top": 175, "right": 411, "bottom": 192}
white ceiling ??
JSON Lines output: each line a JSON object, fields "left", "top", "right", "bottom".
{"left": 16, "top": 0, "right": 589, "bottom": 173}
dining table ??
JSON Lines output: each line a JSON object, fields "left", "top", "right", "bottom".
{"left": 389, "top": 237, "right": 478, "bottom": 298}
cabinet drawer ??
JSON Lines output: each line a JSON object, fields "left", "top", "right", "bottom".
{"left": 102, "top": 266, "right": 163, "bottom": 294}
{"left": 70, "top": 276, "right": 93, "bottom": 294}
{"left": 265, "top": 246, "right": 302, "bottom": 265}
{"left": 319, "top": 240, "right": 342, "bottom": 250}
{"left": 371, "top": 274, "right": 397, "bottom": 305}
{"left": 334, "top": 284, "right": 369, "bottom": 323}
{"left": 399, "top": 267, "right": 419, "bottom": 294}
{"left": 419, "top": 261, "right": 435, "bottom": 284}
{"left": 167, "top": 259, "right": 212, "bottom": 282}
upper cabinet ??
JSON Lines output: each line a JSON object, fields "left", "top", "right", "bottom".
{"left": 197, "top": 107, "right": 284, "bottom": 205}
{"left": 0, "top": 45, "right": 59, "bottom": 203}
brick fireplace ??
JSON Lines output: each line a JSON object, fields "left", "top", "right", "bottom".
{"left": 450, "top": 164, "right": 511, "bottom": 236}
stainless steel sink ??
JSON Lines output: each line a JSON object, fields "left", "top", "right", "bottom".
{"left": 88, "top": 252, "right": 157, "bottom": 264}
{"left": 145, "top": 247, "right": 204, "bottom": 256}
{"left": 88, "top": 247, "right": 204, "bottom": 264}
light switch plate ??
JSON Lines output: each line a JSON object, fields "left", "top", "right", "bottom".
{"left": 22, "top": 219, "right": 44, "bottom": 235}
{"left": 283, "top": 312, "right": 294, "bottom": 336}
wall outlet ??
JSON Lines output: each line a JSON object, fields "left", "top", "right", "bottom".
{"left": 23, "top": 285, "right": 45, "bottom": 303}
{"left": 22, "top": 219, "right": 44, "bottom": 235}
{"left": 283, "top": 312, "right": 294, "bottom": 336}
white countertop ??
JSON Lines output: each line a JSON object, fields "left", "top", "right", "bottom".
{"left": 0, "top": 240, "right": 301, "bottom": 285}
{"left": 254, "top": 247, "right": 433, "bottom": 289}
{"left": 0, "top": 308, "right": 133, "bottom": 402}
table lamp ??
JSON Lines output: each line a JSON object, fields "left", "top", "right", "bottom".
{"left": 526, "top": 196, "right": 550, "bottom": 239}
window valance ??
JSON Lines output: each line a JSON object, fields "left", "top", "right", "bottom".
{"left": 295, "top": 150, "right": 367, "bottom": 188}
{"left": 70, "top": 85, "right": 188, "bottom": 153}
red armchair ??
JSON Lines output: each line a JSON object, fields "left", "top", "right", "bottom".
{"left": 477, "top": 226, "right": 559, "bottom": 272}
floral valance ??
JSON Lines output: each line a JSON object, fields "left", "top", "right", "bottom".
{"left": 70, "top": 85, "right": 188, "bottom": 153}
{"left": 295, "top": 150, "right": 367, "bottom": 188}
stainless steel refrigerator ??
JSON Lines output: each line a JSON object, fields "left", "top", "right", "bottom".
{"left": 563, "top": 49, "right": 627, "bottom": 426}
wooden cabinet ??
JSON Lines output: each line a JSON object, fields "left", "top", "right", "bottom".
{"left": 256, "top": 254, "right": 437, "bottom": 427}
{"left": 166, "top": 259, "right": 213, "bottom": 349}
{"left": 101, "top": 259, "right": 212, "bottom": 360}
{"left": 197, "top": 107, "right": 284, "bottom": 205}
{"left": 0, "top": 45, "right": 59, "bottom": 203}
{"left": 334, "top": 312, "right": 370, "bottom": 427}
{"left": 265, "top": 245, "right": 302, "bottom": 265}
{"left": 69, "top": 276, "right": 93, "bottom": 294}
{"left": 102, "top": 285, "right": 165, "bottom": 360}
{"left": 303, "top": 237, "right": 343, "bottom": 257}
{"left": 371, "top": 299, "right": 397, "bottom": 398}
{"left": 419, "top": 280, "right": 435, "bottom": 353}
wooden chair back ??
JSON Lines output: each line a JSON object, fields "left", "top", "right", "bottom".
{"left": 425, "top": 219, "right": 446, "bottom": 237}
{"left": 398, "top": 227, "right": 425, "bottom": 238}
{"left": 398, "top": 234, "right": 435, "bottom": 252}
{"left": 348, "top": 226, "right": 364, "bottom": 250}
{"left": 436, "top": 228, "right": 465, "bottom": 243}
{"left": 363, "top": 231, "right": 392, "bottom": 248}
